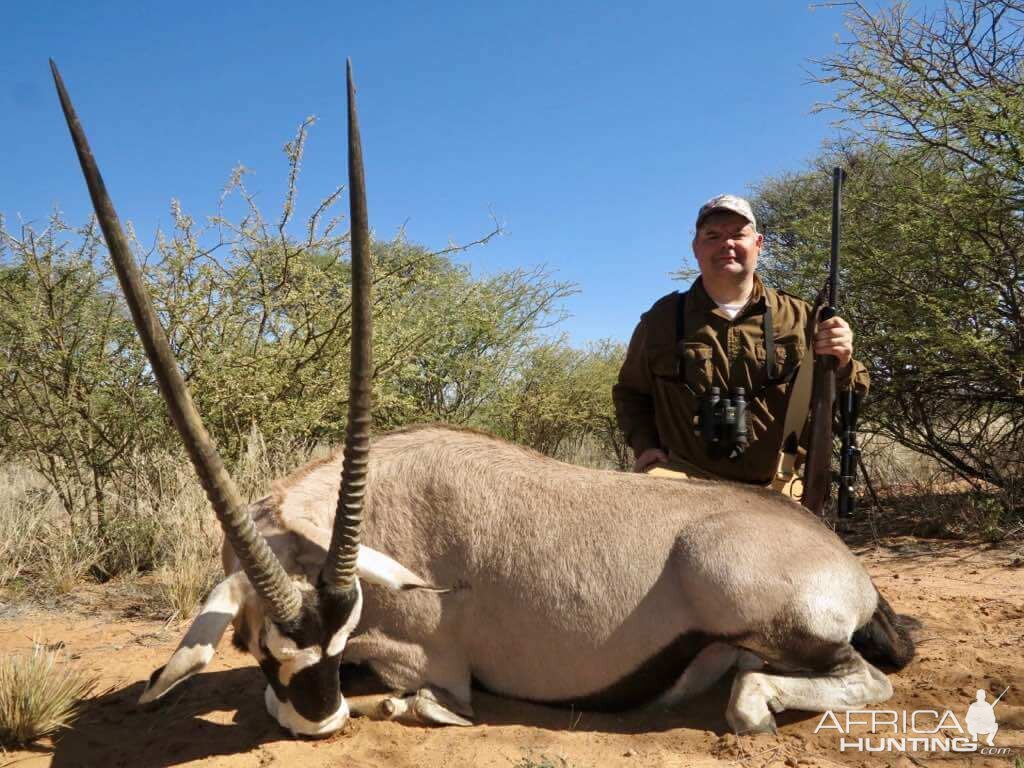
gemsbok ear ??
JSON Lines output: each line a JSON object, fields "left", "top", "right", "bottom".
{"left": 358, "top": 546, "right": 449, "bottom": 593}
{"left": 139, "top": 572, "right": 253, "bottom": 704}
{"left": 287, "top": 517, "right": 447, "bottom": 594}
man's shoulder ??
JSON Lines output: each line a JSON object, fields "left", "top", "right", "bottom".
{"left": 766, "top": 285, "right": 813, "bottom": 325}
{"left": 638, "top": 290, "right": 683, "bottom": 323}
{"left": 648, "top": 290, "right": 683, "bottom": 312}
{"left": 767, "top": 285, "right": 812, "bottom": 309}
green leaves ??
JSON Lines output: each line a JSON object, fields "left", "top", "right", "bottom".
{"left": 0, "top": 174, "right": 592, "bottom": 524}
{"left": 1, "top": 115, "right": 628, "bottom": 532}
{"left": 481, "top": 338, "right": 627, "bottom": 467}
{"left": 755, "top": 1, "right": 1024, "bottom": 491}
{"left": 0, "top": 214, "right": 161, "bottom": 520}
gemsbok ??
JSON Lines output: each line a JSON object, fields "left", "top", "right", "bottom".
{"left": 52, "top": 60, "right": 914, "bottom": 738}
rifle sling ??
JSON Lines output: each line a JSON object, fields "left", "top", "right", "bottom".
{"left": 775, "top": 292, "right": 825, "bottom": 481}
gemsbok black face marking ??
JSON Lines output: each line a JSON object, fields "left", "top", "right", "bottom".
{"left": 254, "top": 585, "right": 363, "bottom": 736}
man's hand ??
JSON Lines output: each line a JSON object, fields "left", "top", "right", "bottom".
{"left": 814, "top": 316, "right": 854, "bottom": 371}
{"left": 633, "top": 447, "right": 669, "bottom": 473}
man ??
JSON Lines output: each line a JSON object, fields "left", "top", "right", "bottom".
{"left": 613, "top": 194, "right": 868, "bottom": 490}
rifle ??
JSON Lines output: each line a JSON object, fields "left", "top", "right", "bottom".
{"left": 801, "top": 167, "right": 845, "bottom": 520}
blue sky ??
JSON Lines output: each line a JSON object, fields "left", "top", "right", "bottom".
{"left": 5, "top": 1, "right": 853, "bottom": 345}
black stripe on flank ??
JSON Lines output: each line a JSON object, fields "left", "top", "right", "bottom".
{"left": 475, "top": 631, "right": 723, "bottom": 712}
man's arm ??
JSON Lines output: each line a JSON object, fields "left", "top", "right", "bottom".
{"left": 838, "top": 357, "right": 870, "bottom": 394}
{"left": 612, "top": 315, "right": 665, "bottom": 470}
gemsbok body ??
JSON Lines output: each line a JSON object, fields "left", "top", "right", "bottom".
{"left": 53, "top": 60, "right": 914, "bottom": 739}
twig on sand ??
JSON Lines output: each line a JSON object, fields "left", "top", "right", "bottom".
{"left": 731, "top": 743, "right": 782, "bottom": 766}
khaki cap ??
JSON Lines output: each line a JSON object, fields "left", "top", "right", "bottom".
{"left": 696, "top": 194, "right": 756, "bottom": 231}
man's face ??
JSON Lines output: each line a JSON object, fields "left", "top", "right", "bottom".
{"left": 692, "top": 212, "right": 763, "bottom": 282}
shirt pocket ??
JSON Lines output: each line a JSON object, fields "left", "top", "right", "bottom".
{"left": 649, "top": 341, "right": 713, "bottom": 395}
{"left": 682, "top": 342, "right": 714, "bottom": 394}
{"left": 771, "top": 341, "right": 805, "bottom": 385}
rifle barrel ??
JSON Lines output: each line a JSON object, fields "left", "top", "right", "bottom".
{"left": 829, "top": 167, "right": 845, "bottom": 308}
{"left": 801, "top": 166, "right": 847, "bottom": 519}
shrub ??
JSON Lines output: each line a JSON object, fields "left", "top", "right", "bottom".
{"left": 0, "top": 644, "right": 96, "bottom": 747}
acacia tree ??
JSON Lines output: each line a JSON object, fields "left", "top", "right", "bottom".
{"left": 382, "top": 259, "right": 575, "bottom": 427}
{"left": 0, "top": 215, "right": 161, "bottom": 528}
{"left": 756, "top": 144, "right": 1022, "bottom": 488}
{"left": 0, "top": 118, "right": 582, "bottom": 522}
{"left": 150, "top": 187, "right": 571, "bottom": 443}
{"left": 752, "top": 0, "right": 1024, "bottom": 493}
{"left": 815, "top": 0, "right": 1024, "bottom": 199}
{"left": 483, "top": 338, "right": 627, "bottom": 467}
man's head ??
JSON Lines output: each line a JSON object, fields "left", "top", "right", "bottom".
{"left": 692, "top": 194, "right": 763, "bottom": 288}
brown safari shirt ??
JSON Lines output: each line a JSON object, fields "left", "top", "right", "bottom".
{"left": 613, "top": 275, "right": 869, "bottom": 485}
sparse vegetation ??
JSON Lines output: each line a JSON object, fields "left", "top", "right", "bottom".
{"left": 0, "top": 426, "right": 329, "bottom": 617}
{"left": 0, "top": 116, "right": 622, "bottom": 612}
{"left": 0, "top": 643, "right": 96, "bottom": 747}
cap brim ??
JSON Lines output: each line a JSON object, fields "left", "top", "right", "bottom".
{"left": 696, "top": 205, "right": 754, "bottom": 229}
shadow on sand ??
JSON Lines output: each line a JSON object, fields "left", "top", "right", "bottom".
{"left": 51, "top": 666, "right": 276, "bottom": 767}
{"left": 49, "top": 664, "right": 792, "bottom": 767}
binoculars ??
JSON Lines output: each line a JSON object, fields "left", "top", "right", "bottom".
{"left": 693, "top": 387, "right": 749, "bottom": 460}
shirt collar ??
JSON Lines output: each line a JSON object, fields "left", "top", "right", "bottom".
{"left": 690, "top": 274, "right": 768, "bottom": 319}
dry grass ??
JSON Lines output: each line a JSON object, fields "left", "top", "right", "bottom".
{"left": 0, "top": 643, "right": 97, "bottom": 748}
{"left": 0, "top": 427, "right": 328, "bottom": 618}
{"left": 858, "top": 430, "right": 946, "bottom": 488}
{"left": 33, "top": 524, "right": 104, "bottom": 596}
{"left": 856, "top": 431, "right": 1022, "bottom": 541}
{"left": 0, "top": 465, "right": 53, "bottom": 588}
{"left": 144, "top": 464, "right": 222, "bottom": 619}
{"left": 555, "top": 434, "right": 623, "bottom": 470}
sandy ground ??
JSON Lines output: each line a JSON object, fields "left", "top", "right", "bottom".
{"left": 1, "top": 537, "right": 1021, "bottom": 768}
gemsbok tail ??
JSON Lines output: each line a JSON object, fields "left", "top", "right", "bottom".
{"left": 851, "top": 591, "right": 917, "bottom": 671}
